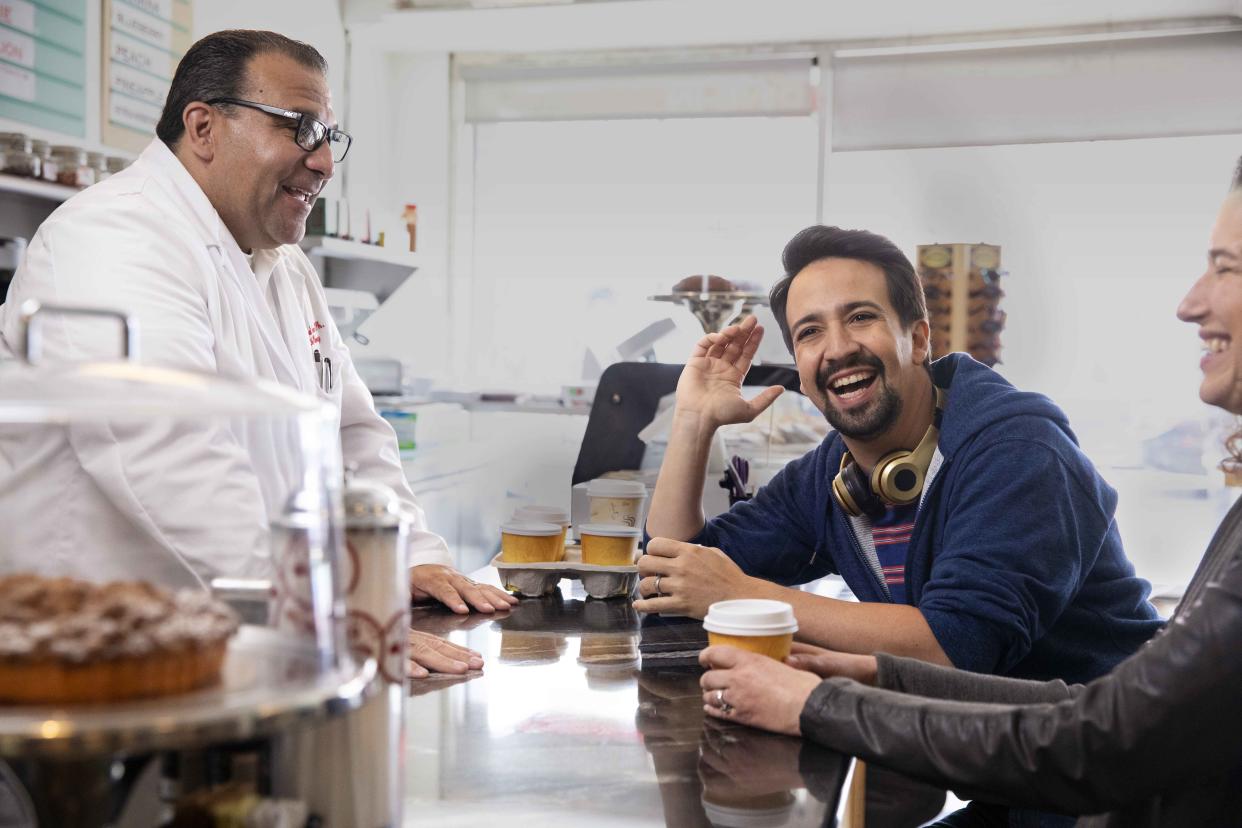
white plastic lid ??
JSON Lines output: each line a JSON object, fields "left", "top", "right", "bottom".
{"left": 579, "top": 523, "right": 642, "bottom": 538}
{"left": 513, "top": 505, "right": 570, "bottom": 525}
{"left": 700, "top": 796, "right": 795, "bottom": 827}
{"left": 586, "top": 478, "right": 647, "bottom": 498}
{"left": 702, "top": 599, "right": 798, "bottom": 636}
{"left": 499, "top": 521, "right": 562, "bottom": 537}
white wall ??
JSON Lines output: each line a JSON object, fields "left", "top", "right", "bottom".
{"left": 339, "top": 52, "right": 455, "bottom": 381}
{"left": 339, "top": 4, "right": 1242, "bottom": 585}
{"left": 351, "top": 0, "right": 1240, "bottom": 53}
{"left": 193, "top": 0, "right": 346, "bottom": 94}
{"left": 823, "top": 134, "right": 1242, "bottom": 587}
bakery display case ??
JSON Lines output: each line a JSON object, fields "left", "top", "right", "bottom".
{"left": 0, "top": 301, "right": 394, "bottom": 827}
{"left": 917, "top": 243, "right": 1006, "bottom": 366}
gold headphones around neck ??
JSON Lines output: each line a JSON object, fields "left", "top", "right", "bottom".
{"left": 831, "top": 386, "right": 945, "bottom": 519}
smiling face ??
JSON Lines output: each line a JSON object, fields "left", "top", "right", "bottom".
{"left": 208, "top": 51, "right": 335, "bottom": 251}
{"left": 1177, "top": 191, "right": 1242, "bottom": 416}
{"left": 786, "top": 258, "right": 930, "bottom": 441}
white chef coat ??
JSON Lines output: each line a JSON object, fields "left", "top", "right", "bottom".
{"left": 0, "top": 138, "right": 451, "bottom": 587}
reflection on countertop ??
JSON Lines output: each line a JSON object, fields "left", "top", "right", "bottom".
{"left": 404, "top": 582, "right": 848, "bottom": 826}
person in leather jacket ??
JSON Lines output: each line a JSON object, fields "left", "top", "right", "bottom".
{"left": 694, "top": 163, "right": 1242, "bottom": 828}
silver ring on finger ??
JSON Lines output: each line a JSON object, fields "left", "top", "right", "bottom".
{"left": 653, "top": 575, "right": 662, "bottom": 597}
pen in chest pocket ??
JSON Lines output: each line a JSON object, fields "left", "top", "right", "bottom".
{"left": 313, "top": 349, "right": 333, "bottom": 392}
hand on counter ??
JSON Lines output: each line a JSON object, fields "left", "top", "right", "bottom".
{"left": 633, "top": 538, "right": 756, "bottom": 618}
{"left": 786, "top": 642, "right": 878, "bottom": 686}
{"left": 407, "top": 629, "right": 484, "bottom": 679}
{"left": 411, "top": 606, "right": 508, "bottom": 638}
{"left": 674, "top": 315, "right": 784, "bottom": 429}
{"left": 409, "top": 564, "right": 519, "bottom": 615}
{"left": 698, "top": 645, "right": 821, "bottom": 736}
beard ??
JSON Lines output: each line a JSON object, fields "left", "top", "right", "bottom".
{"left": 816, "top": 353, "right": 903, "bottom": 440}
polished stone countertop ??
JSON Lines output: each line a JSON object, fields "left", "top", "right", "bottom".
{"left": 405, "top": 577, "right": 948, "bottom": 827}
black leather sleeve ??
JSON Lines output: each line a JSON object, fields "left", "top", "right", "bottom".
{"left": 875, "top": 652, "right": 1080, "bottom": 704}
{"left": 800, "top": 544, "right": 1242, "bottom": 814}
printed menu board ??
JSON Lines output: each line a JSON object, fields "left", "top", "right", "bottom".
{"left": 102, "top": 0, "right": 191, "bottom": 152}
{"left": 0, "top": 0, "right": 86, "bottom": 137}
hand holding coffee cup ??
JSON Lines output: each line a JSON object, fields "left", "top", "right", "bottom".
{"left": 698, "top": 611, "right": 823, "bottom": 736}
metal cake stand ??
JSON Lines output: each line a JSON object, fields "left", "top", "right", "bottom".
{"left": 0, "top": 626, "right": 375, "bottom": 759}
{"left": 647, "top": 291, "right": 770, "bottom": 334}
{"left": 0, "top": 626, "right": 376, "bottom": 827}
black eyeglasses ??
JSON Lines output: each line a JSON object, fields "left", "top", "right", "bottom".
{"left": 207, "top": 97, "right": 353, "bottom": 162}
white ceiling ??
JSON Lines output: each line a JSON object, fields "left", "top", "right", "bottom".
{"left": 351, "top": 0, "right": 1242, "bottom": 53}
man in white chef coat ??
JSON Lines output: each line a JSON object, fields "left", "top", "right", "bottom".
{"left": 0, "top": 30, "right": 514, "bottom": 677}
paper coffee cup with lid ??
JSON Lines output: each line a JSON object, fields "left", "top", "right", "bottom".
{"left": 500, "top": 520, "right": 565, "bottom": 563}
{"left": 702, "top": 599, "right": 798, "bottom": 661}
{"left": 513, "top": 505, "right": 570, "bottom": 548}
{"left": 700, "top": 792, "right": 796, "bottom": 828}
{"left": 586, "top": 478, "right": 647, "bottom": 527}
{"left": 579, "top": 523, "right": 641, "bottom": 566}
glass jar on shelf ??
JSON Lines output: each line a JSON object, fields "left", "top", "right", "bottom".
{"left": 32, "top": 140, "right": 57, "bottom": 184}
{"left": 0, "top": 132, "right": 40, "bottom": 179}
{"left": 50, "top": 145, "right": 95, "bottom": 188}
{"left": 87, "top": 151, "right": 109, "bottom": 181}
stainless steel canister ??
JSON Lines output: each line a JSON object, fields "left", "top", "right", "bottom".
{"left": 271, "top": 476, "right": 408, "bottom": 828}
{"left": 268, "top": 487, "right": 343, "bottom": 669}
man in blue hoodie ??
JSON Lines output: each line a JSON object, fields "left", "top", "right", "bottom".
{"left": 634, "top": 225, "right": 1161, "bottom": 684}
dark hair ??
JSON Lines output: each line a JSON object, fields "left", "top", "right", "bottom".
{"left": 156, "top": 30, "right": 328, "bottom": 148}
{"left": 769, "top": 225, "right": 928, "bottom": 354}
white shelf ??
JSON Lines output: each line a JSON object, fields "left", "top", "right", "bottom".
{"left": 0, "top": 173, "right": 79, "bottom": 203}
{"left": 300, "top": 235, "right": 420, "bottom": 269}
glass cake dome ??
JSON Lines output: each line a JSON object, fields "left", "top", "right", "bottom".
{"left": 0, "top": 300, "right": 348, "bottom": 668}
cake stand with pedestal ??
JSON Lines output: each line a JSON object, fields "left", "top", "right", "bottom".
{"left": 0, "top": 626, "right": 376, "bottom": 828}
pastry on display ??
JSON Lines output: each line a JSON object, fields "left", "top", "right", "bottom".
{"left": 0, "top": 574, "right": 240, "bottom": 704}
{"left": 673, "top": 274, "right": 736, "bottom": 293}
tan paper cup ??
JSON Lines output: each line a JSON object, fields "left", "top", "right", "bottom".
{"left": 577, "top": 634, "right": 639, "bottom": 665}
{"left": 500, "top": 521, "right": 565, "bottom": 563}
{"left": 586, "top": 479, "right": 647, "bottom": 527}
{"left": 513, "top": 505, "right": 570, "bottom": 549}
{"left": 700, "top": 792, "right": 796, "bottom": 827}
{"left": 499, "top": 631, "right": 567, "bottom": 664}
{"left": 702, "top": 599, "right": 798, "bottom": 661}
{"left": 579, "top": 523, "right": 641, "bottom": 566}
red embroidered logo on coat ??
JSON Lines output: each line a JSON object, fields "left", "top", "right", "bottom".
{"left": 308, "top": 320, "right": 325, "bottom": 346}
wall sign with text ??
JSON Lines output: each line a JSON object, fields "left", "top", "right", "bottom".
{"left": 0, "top": 0, "right": 86, "bottom": 137}
{"left": 102, "top": 0, "right": 191, "bottom": 152}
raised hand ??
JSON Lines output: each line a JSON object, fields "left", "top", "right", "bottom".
{"left": 676, "top": 315, "right": 784, "bottom": 429}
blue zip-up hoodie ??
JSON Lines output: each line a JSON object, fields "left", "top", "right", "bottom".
{"left": 686, "top": 353, "right": 1162, "bottom": 684}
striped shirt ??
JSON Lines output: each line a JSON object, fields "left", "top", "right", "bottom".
{"left": 872, "top": 503, "right": 918, "bottom": 604}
